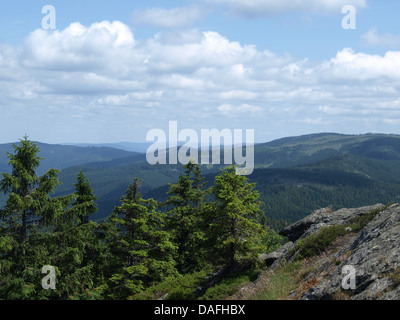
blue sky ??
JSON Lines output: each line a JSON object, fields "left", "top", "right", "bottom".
{"left": 1, "top": 0, "right": 400, "bottom": 144}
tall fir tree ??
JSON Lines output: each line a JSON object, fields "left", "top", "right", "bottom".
{"left": 206, "top": 165, "right": 266, "bottom": 270}
{"left": 43, "top": 170, "right": 104, "bottom": 300}
{"left": 73, "top": 170, "right": 98, "bottom": 225}
{"left": 0, "top": 136, "right": 73, "bottom": 299}
{"left": 102, "top": 178, "right": 177, "bottom": 299}
{"left": 165, "top": 161, "right": 208, "bottom": 274}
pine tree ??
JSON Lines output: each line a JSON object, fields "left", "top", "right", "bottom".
{"left": 165, "top": 161, "right": 208, "bottom": 274}
{"left": 0, "top": 136, "right": 72, "bottom": 299}
{"left": 206, "top": 165, "right": 266, "bottom": 270}
{"left": 43, "top": 170, "right": 103, "bottom": 300}
{"left": 73, "top": 170, "right": 98, "bottom": 225}
{"left": 0, "top": 136, "right": 61, "bottom": 249}
{"left": 103, "top": 178, "right": 177, "bottom": 299}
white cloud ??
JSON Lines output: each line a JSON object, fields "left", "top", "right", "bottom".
{"left": 218, "top": 103, "right": 263, "bottom": 116}
{"left": 322, "top": 48, "right": 400, "bottom": 81}
{"left": 362, "top": 28, "right": 400, "bottom": 49}
{"left": 22, "top": 21, "right": 136, "bottom": 73}
{"left": 2, "top": 20, "right": 400, "bottom": 143}
{"left": 132, "top": 6, "right": 205, "bottom": 28}
{"left": 207, "top": 0, "right": 367, "bottom": 17}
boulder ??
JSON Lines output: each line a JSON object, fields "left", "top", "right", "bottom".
{"left": 260, "top": 241, "right": 294, "bottom": 267}
{"left": 300, "top": 203, "right": 400, "bottom": 300}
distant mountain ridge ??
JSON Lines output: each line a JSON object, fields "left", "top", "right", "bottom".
{"left": 3, "top": 133, "right": 400, "bottom": 229}
{"left": 61, "top": 142, "right": 151, "bottom": 153}
{"left": 0, "top": 141, "right": 140, "bottom": 175}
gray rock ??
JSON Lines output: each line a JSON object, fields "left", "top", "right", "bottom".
{"left": 260, "top": 241, "right": 294, "bottom": 267}
{"left": 299, "top": 203, "right": 400, "bottom": 300}
{"left": 279, "top": 204, "right": 384, "bottom": 242}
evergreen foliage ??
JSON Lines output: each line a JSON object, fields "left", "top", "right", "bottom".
{"left": 0, "top": 137, "right": 309, "bottom": 300}
{"left": 165, "top": 161, "right": 208, "bottom": 274}
{"left": 206, "top": 165, "right": 267, "bottom": 269}
{"left": 101, "top": 178, "right": 178, "bottom": 299}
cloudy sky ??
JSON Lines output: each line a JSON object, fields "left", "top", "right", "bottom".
{"left": 1, "top": 0, "right": 400, "bottom": 144}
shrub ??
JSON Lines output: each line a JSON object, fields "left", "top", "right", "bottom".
{"left": 347, "top": 207, "right": 385, "bottom": 232}
{"left": 294, "top": 225, "right": 347, "bottom": 260}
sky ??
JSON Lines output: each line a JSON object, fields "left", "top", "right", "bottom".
{"left": 1, "top": 0, "right": 400, "bottom": 144}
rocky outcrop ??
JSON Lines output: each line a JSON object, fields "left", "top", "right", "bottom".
{"left": 279, "top": 204, "right": 384, "bottom": 242}
{"left": 260, "top": 241, "right": 293, "bottom": 267}
{"left": 300, "top": 203, "right": 400, "bottom": 300}
{"left": 264, "top": 203, "right": 400, "bottom": 300}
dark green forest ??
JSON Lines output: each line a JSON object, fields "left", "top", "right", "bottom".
{"left": 0, "top": 137, "right": 280, "bottom": 300}
{"left": 2, "top": 133, "right": 400, "bottom": 300}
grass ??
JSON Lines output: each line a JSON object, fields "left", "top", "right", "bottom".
{"left": 132, "top": 206, "right": 389, "bottom": 301}
{"left": 131, "top": 265, "right": 260, "bottom": 300}
{"left": 251, "top": 262, "right": 303, "bottom": 300}
{"left": 199, "top": 268, "right": 259, "bottom": 300}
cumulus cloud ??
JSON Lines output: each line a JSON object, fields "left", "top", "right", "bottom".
{"left": 207, "top": 0, "right": 367, "bottom": 17}
{"left": 322, "top": 48, "right": 400, "bottom": 81}
{"left": 2, "top": 19, "right": 400, "bottom": 143}
{"left": 22, "top": 21, "right": 136, "bottom": 73}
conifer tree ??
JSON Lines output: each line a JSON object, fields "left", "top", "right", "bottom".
{"left": 103, "top": 178, "right": 177, "bottom": 299}
{"left": 165, "top": 161, "right": 208, "bottom": 274}
{"left": 73, "top": 170, "right": 98, "bottom": 225}
{"left": 206, "top": 165, "right": 266, "bottom": 270}
{"left": 0, "top": 136, "right": 61, "bottom": 249}
{"left": 43, "top": 170, "right": 103, "bottom": 300}
{"left": 0, "top": 136, "right": 72, "bottom": 299}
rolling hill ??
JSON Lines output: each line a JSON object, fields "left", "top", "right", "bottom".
{"left": 0, "top": 141, "right": 140, "bottom": 175}
{"left": 55, "top": 133, "right": 400, "bottom": 225}
{"left": 3, "top": 133, "right": 400, "bottom": 229}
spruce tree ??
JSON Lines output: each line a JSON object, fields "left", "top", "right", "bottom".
{"left": 165, "top": 161, "right": 208, "bottom": 274}
{"left": 103, "top": 178, "right": 177, "bottom": 299}
{"left": 0, "top": 136, "right": 72, "bottom": 299}
{"left": 73, "top": 170, "right": 98, "bottom": 225}
{"left": 206, "top": 165, "right": 266, "bottom": 270}
{"left": 44, "top": 170, "right": 103, "bottom": 300}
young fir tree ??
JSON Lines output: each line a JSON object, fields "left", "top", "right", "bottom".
{"left": 165, "top": 161, "right": 208, "bottom": 274}
{"left": 0, "top": 136, "right": 72, "bottom": 299}
{"left": 73, "top": 170, "right": 98, "bottom": 225}
{"left": 206, "top": 165, "right": 266, "bottom": 270}
{"left": 42, "top": 170, "right": 104, "bottom": 300}
{"left": 103, "top": 178, "right": 177, "bottom": 299}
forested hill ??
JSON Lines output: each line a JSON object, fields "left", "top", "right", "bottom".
{"left": 2, "top": 133, "right": 400, "bottom": 230}
{"left": 0, "top": 142, "right": 140, "bottom": 175}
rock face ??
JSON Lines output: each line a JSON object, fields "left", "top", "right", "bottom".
{"left": 279, "top": 204, "right": 384, "bottom": 242}
{"left": 301, "top": 204, "right": 400, "bottom": 300}
{"left": 267, "top": 203, "right": 400, "bottom": 300}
